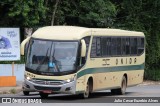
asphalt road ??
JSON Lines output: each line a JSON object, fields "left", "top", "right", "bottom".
{"left": 1, "top": 84, "right": 160, "bottom": 103}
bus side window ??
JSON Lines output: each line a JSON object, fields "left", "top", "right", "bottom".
{"left": 130, "top": 37, "right": 138, "bottom": 55}
{"left": 96, "top": 37, "right": 101, "bottom": 56}
{"left": 90, "top": 37, "right": 101, "bottom": 58}
{"left": 121, "top": 37, "right": 126, "bottom": 55}
{"left": 138, "top": 37, "right": 144, "bottom": 55}
{"left": 126, "top": 37, "right": 130, "bottom": 55}
{"left": 90, "top": 37, "right": 97, "bottom": 57}
{"left": 111, "top": 37, "right": 117, "bottom": 56}
{"left": 102, "top": 37, "right": 111, "bottom": 57}
{"left": 117, "top": 37, "right": 121, "bottom": 56}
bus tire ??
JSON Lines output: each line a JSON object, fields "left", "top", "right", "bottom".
{"left": 111, "top": 76, "right": 127, "bottom": 95}
{"left": 117, "top": 76, "right": 127, "bottom": 95}
{"left": 83, "top": 81, "right": 90, "bottom": 98}
{"left": 81, "top": 79, "right": 92, "bottom": 99}
{"left": 23, "top": 91, "right": 29, "bottom": 95}
{"left": 39, "top": 92, "right": 49, "bottom": 98}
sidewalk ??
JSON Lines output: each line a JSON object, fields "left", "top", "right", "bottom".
{"left": 139, "top": 80, "right": 160, "bottom": 85}
{"left": 0, "top": 81, "right": 22, "bottom": 94}
{"left": 0, "top": 80, "right": 160, "bottom": 94}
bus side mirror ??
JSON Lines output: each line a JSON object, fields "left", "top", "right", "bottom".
{"left": 81, "top": 39, "right": 86, "bottom": 57}
{"left": 21, "top": 37, "right": 30, "bottom": 55}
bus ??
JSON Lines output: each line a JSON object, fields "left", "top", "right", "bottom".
{"left": 21, "top": 26, "right": 145, "bottom": 98}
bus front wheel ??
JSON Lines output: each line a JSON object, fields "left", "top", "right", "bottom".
{"left": 83, "top": 81, "right": 90, "bottom": 98}
{"left": 81, "top": 79, "right": 93, "bottom": 99}
{"left": 39, "top": 92, "right": 49, "bottom": 98}
{"left": 23, "top": 91, "right": 29, "bottom": 96}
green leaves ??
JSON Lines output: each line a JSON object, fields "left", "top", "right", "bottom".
{"left": 7, "top": 0, "right": 47, "bottom": 27}
{"left": 114, "top": 0, "right": 160, "bottom": 80}
{"left": 77, "top": 0, "right": 116, "bottom": 27}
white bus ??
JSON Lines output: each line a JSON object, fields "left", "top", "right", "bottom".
{"left": 21, "top": 26, "right": 145, "bottom": 98}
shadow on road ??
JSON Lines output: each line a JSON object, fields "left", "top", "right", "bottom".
{"left": 43, "top": 92, "right": 134, "bottom": 101}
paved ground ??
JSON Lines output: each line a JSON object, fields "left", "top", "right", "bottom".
{"left": 0, "top": 82, "right": 160, "bottom": 103}
{"left": 0, "top": 80, "right": 159, "bottom": 94}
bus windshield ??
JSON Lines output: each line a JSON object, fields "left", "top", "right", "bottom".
{"left": 26, "top": 38, "right": 79, "bottom": 76}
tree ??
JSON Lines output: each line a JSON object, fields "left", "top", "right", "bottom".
{"left": 51, "top": 0, "right": 60, "bottom": 26}
{"left": 113, "top": 0, "right": 160, "bottom": 80}
{"left": 7, "top": 0, "right": 47, "bottom": 27}
{"left": 45, "top": 0, "right": 117, "bottom": 27}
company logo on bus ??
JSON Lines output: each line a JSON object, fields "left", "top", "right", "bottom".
{"left": 45, "top": 81, "right": 50, "bottom": 85}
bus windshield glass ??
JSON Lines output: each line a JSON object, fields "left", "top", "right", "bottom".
{"left": 26, "top": 38, "right": 79, "bottom": 75}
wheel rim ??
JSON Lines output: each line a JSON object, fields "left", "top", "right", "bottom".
{"left": 122, "top": 78, "right": 126, "bottom": 93}
{"left": 84, "top": 82, "right": 89, "bottom": 98}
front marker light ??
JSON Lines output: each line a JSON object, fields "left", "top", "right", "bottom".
{"left": 26, "top": 76, "right": 31, "bottom": 80}
{"left": 65, "top": 78, "right": 73, "bottom": 83}
{"left": 65, "top": 74, "right": 77, "bottom": 83}
{"left": 24, "top": 74, "right": 32, "bottom": 81}
{"left": 66, "top": 79, "right": 71, "bottom": 83}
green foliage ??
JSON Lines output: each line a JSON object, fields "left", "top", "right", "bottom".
{"left": 145, "top": 68, "right": 160, "bottom": 81}
{"left": 10, "top": 88, "right": 16, "bottom": 94}
{"left": 78, "top": 0, "right": 116, "bottom": 27}
{"left": 44, "top": 0, "right": 117, "bottom": 27}
{"left": 7, "top": 0, "right": 47, "bottom": 27}
{"left": 114, "top": 0, "right": 160, "bottom": 80}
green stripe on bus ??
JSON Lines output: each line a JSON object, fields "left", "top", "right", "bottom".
{"left": 77, "top": 63, "right": 145, "bottom": 78}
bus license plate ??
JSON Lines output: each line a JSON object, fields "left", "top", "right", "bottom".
{"left": 42, "top": 90, "right": 52, "bottom": 93}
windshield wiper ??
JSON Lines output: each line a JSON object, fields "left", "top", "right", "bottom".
{"left": 49, "top": 43, "right": 60, "bottom": 72}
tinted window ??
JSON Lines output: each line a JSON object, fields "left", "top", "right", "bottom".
{"left": 121, "top": 37, "right": 126, "bottom": 55}
{"left": 102, "top": 37, "right": 111, "bottom": 56}
{"left": 117, "top": 37, "right": 121, "bottom": 55}
{"left": 96, "top": 37, "right": 101, "bottom": 56}
{"left": 91, "top": 36, "right": 144, "bottom": 58}
{"left": 111, "top": 37, "right": 117, "bottom": 56}
{"left": 126, "top": 38, "right": 130, "bottom": 55}
{"left": 90, "top": 37, "right": 101, "bottom": 57}
{"left": 130, "top": 37, "right": 137, "bottom": 55}
{"left": 138, "top": 37, "right": 144, "bottom": 55}
{"left": 90, "top": 37, "right": 97, "bottom": 57}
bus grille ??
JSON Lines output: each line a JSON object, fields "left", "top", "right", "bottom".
{"left": 34, "top": 86, "right": 61, "bottom": 91}
{"left": 31, "top": 79, "right": 63, "bottom": 85}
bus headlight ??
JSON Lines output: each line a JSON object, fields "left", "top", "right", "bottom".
{"left": 24, "top": 75, "right": 31, "bottom": 80}
{"left": 26, "top": 76, "right": 31, "bottom": 80}
{"left": 65, "top": 74, "right": 76, "bottom": 83}
{"left": 66, "top": 77, "right": 75, "bottom": 83}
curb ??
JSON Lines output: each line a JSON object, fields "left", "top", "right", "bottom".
{"left": 139, "top": 81, "right": 160, "bottom": 86}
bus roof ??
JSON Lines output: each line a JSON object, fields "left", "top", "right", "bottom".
{"left": 32, "top": 26, "right": 144, "bottom": 40}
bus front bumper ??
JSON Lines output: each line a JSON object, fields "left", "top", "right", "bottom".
{"left": 22, "top": 79, "right": 76, "bottom": 94}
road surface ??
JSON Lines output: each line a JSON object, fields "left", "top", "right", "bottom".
{"left": 1, "top": 84, "right": 160, "bottom": 103}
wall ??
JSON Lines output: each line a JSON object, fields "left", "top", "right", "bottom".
{"left": 0, "top": 64, "right": 25, "bottom": 81}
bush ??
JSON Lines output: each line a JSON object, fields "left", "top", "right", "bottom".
{"left": 10, "top": 89, "right": 16, "bottom": 94}
{"left": 145, "top": 68, "right": 160, "bottom": 81}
